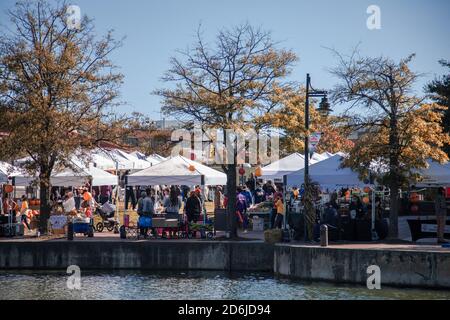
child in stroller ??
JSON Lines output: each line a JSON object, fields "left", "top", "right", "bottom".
{"left": 94, "top": 202, "right": 118, "bottom": 232}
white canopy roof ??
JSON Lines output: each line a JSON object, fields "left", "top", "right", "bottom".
{"left": 12, "top": 162, "right": 118, "bottom": 187}
{"left": 150, "top": 154, "right": 167, "bottom": 162}
{"left": 90, "top": 151, "right": 117, "bottom": 170}
{"left": 145, "top": 155, "right": 161, "bottom": 166}
{"left": 414, "top": 159, "right": 450, "bottom": 186}
{"left": 109, "top": 149, "right": 151, "bottom": 170}
{"left": 130, "top": 151, "right": 147, "bottom": 160}
{"left": 261, "top": 153, "right": 323, "bottom": 180}
{"left": 0, "top": 161, "right": 21, "bottom": 183}
{"left": 285, "top": 155, "right": 366, "bottom": 188}
{"left": 127, "top": 155, "right": 227, "bottom": 186}
{"left": 320, "top": 152, "right": 335, "bottom": 159}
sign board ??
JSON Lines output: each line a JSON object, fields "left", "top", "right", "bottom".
{"left": 421, "top": 223, "right": 450, "bottom": 233}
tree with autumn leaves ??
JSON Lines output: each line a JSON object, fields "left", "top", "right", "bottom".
{"left": 331, "top": 52, "right": 450, "bottom": 239}
{"left": 0, "top": 1, "right": 124, "bottom": 233}
{"left": 156, "top": 24, "right": 297, "bottom": 237}
{"left": 256, "top": 86, "right": 354, "bottom": 156}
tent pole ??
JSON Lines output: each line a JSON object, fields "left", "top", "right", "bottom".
{"left": 201, "top": 175, "right": 206, "bottom": 225}
{"left": 283, "top": 175, "right": 287, "bottom": 230}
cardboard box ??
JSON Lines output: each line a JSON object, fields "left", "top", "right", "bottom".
{"left": 252, "top": 217, "right": 264, "bottom": 231}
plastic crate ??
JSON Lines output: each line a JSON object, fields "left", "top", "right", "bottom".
{"left": 138, "top": 216, "right": 152, "bottom": 228}
{"left": 73, "top": 222, "right": 90, "bottom": 233}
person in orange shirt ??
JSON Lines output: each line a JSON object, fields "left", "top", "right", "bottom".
{"left": 273, "top": 197, "right": 284, "bottom": 229}
{"left": 20, "top": 195, "right": 31, "bottom": 230}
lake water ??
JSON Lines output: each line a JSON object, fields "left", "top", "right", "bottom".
{"left": 0, "top": 270, "right": 449, "bottom": 300}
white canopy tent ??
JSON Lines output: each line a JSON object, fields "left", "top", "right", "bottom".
{"left": 0, "top": 161, "right": 21, "bottom": 183}
{"left": 90, "top": 151, "right": 117, "bottom": 170}
{"left": 11, "top": 163, "right": 118, "bottom": 187}
{"left": 284, "top": 155, "right": 365, "bottom": 188}
{"left": 144, "top": 155, "right": 161, "bottom": 166}
{"left": 261, "top": 153, "right": 324, "bottom": 180}
{"left": 127, "top": 155, "right": 227, "bottom": 186}
{"left": 150, "top": 154, "right": 167, "bottom": 162}
{"left": 109, "top": 149, "right": 151, "bottom": 170}
{"left": 130, "top": 151, "right": 147, "bottom": 160}
{"left": 414, "top": 159, "right": 450, "bottom": 186}
{"left": 320, "top": 152, "right": 335, "bottom": 159}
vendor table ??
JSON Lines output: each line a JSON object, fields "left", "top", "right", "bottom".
{"left": 248, "top": 211, "right": 271, "bottom": 229}
{"left": 407, "top": 218, "right": 450, "bottom": 242}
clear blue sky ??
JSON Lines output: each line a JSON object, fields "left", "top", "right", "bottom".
{"left": 1, "top": 0, "right": 449, "bottom": 119}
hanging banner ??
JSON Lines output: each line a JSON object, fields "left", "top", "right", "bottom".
{"left": 309, "top": 132, "right": 322, "bottom": 151}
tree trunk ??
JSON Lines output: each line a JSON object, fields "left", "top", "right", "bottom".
{"left": 387, "top": 116, "right": 400, "bottom": 239}
{"left": 388, "top": 179, "right": 399, "bottom": 239}
{"left": 38, "top": 170, "right": 51, "bottom": 234}
{"left": 226, "top": 163, "right": 238, "bottom": 238}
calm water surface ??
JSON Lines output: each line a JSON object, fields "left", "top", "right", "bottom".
{"left": 0, "top": 270, "right": 449, "bottom": 300}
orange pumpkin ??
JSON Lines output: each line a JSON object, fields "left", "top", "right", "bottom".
{"left": 410, "top": 192, "right": 420, "bottom": 203}
{"left": 3, "top": 184, "right": 13, "bottom": 193}
{"left": 363, "top": 186, "right": 371, "bottom": 193}
{"left": 83, "top": 192, "right": 92, "bottom": 201}
{"left": 255, "top": 167, "right": 262, "bottom": 177}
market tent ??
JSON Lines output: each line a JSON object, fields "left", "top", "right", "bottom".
{"left": 51, "top": 167, "right": 89, "bottom": 187}
{"left": 90, "top": 151, "right": 117, "bottom": 170}
{"left": 150, "top": 154, "right": 167, "bottom": 162}
{"left": 0, "top": 161, "right": 21, "bottom": 183}
{"left": 144, "top": 155, "right": 161, "bottom": 166}
{"left": 12, "top": 163, "right": 118, "bottom": 187}
{"left": 261, "top": 153, "right": 323, "bottom": 180}
{"left": 0, "top": 162, "right": 30, "bottom": 184}
{"left": 310, "top": 152, "right": 328, "bottom": 162}
{"left": 130, "top": 151, "right": 147, "bottom": 160}
{"left": 109, "top": 149, "right": 151, "bottom": 170}
{"left": 284, "top": 155, "right": 365, "bottom": 188}
{"left": 86, "top": 166, "right": 118, "bottom": 186}
{"left": 127, "top": 155, "right": 227, "bottom": 186}
{"left": 320, "top": 152, "right": 335, "bottom": 159}
{"left": 414, "top": 159, "right": 450, "bottom": 186}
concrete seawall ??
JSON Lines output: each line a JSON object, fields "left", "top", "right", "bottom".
{"left": 0, "top": 240, "right": 274, "bottom": 272}
{"left": 1, "top": 240, "right": 450, "bottom": 289}
{"left": 274, "top": 244, "right": 450, "bottom": 289}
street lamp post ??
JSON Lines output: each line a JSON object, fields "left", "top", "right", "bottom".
{"left": 304, "top": 73, "right": 332, "bottom": 183}
{"left": 303, "top": 74, "right": 332, "bottom": 241}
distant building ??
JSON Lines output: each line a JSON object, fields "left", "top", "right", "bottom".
{"left": 155, "top": 119, "right": 183, "bottom": 130}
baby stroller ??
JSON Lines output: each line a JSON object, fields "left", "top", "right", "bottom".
{"left": 94, "top": 202, "right": 118, "bottom": 233}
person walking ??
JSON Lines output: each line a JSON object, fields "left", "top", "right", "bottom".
{"left": 185, "top": 191, "right": 202, "bottom": 223}
{"left": 140, "top": 188, "right": 155, "bottom": 238}
{"left": 236, "top": 187, "right": 249, "bottom": 233}
{"left": 99, "top": 185, "right": 111, "bottom": 205}
{"left": 435, "top": 187, "right": 448, "bottom": 243}
{"left": 163, "top": 186, "right": 182, "bottom": 220}
{"left": 273, "top": 196, "right": 284, "bottom": 229}
{"left": 19, "top": 195, "right": 31, "bottom": 231}
{"left": 213, "top": 186, "right": 223, "bottom": 209}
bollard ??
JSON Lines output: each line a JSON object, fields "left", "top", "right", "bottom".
{"left": 320, "top": 224, "right": 328, "bottom": 247}
{"left": 119, "top": 225, "right": 126, "bottom": 239}
{"left": 67, "top": 222, "right": 74, "bottom": 241}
